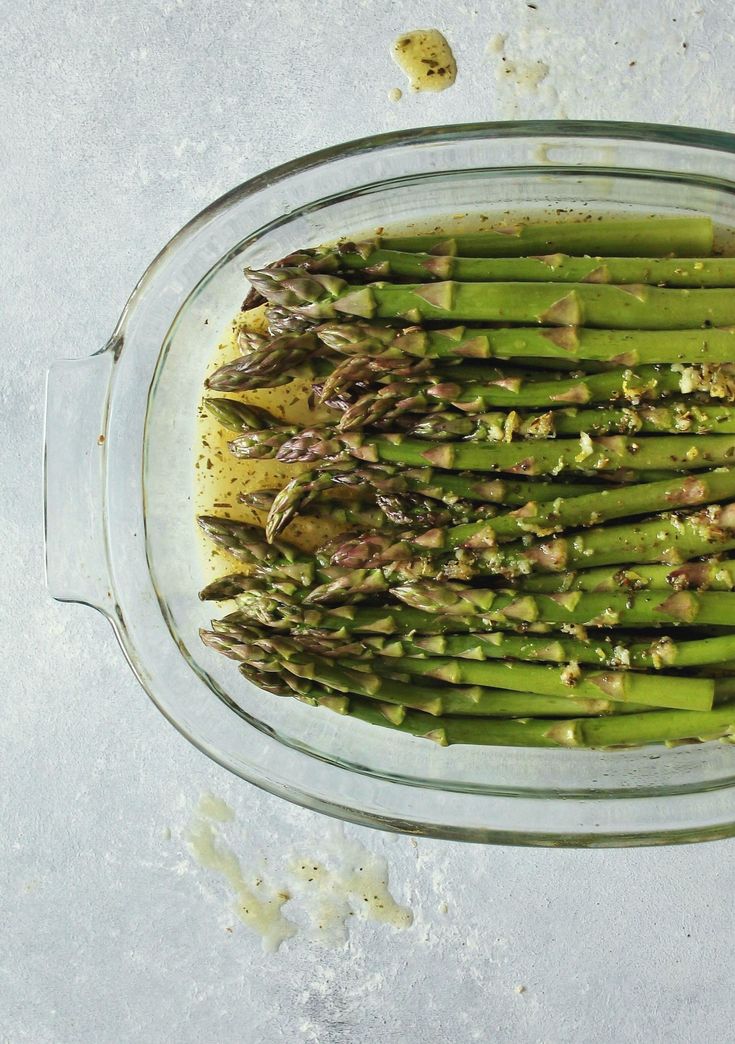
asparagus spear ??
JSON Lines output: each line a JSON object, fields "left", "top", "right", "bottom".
{"left": 199, "top": 573, "right": 263, "bottom": 601}
{"left": 385, "top": 470, "right": 735, "bottom": 553}
{"left": 376, "top": 217, "right": 715, "bottom": 258}
{"left": 203, "top": 399, "right": 283, "bottom": 431}
{"left": 228, "top": 627, "right": 735, "bottom": 746}
{"left": 246, "top": 267, "right": 735, "bottom": 329}
{"left": 209, "top": 323, "right": 540, "bottom": 395}
{"left": 313, "top": 323, "right": 617, "bottom": 374}
{"left": 205, "top": 333, "right": 324, "bottom": 391}
{"left": 317, "top": 321, "right": 735, "bottom": 367}
{"left": 303, "top": 245, "right": 735, "bottom": 287}
{"left": 517, "top": 559, "right": 735, "bottom": 594}
{"left": 318, "top": 502, "right": 735, "bottom": 596}
{"left": 219, "top": 609, "right": 735, "bottom": 709}
{"left": 326, "top": 503, "right": 735, "bottom": 580}
{"left": 225, "top": 417, "right": 644, "bottom": 465}
{"left": 360, "top": 651, "right": 708, "bottom": 711}
{"left": 263, "top": 427, "right": 735, "bottom": 478}
{"left": 403, "top": 404, "right": 735, "bottom": 441}
{"left": 252, "top": 462, "right": 606, "bottom": 538}
{"left": 240, "top": 489, "right": 388, "bottom": 530}
{"left": 506, "top": 501, "right": 735, "bottom": 574}
{"left": 197, "top": 516, "right": 328, "bottom": 586}
{"left": 252, "top": 646, "right": 548, "bottom": 742}
{"left": 266, "top": 431, "right": 701, "bottom": 540}
{"left": 300, "top": 697, "right": 735, "bottom": 748}
{"left": 228, "top": 427, "right": 303, "bottom": 460}
{"left": 337, "top": 366, "right": 735, "bottom": 430}
{"left": 374, "top": 492, "right": 498, "bottom": 527}
{"left": 233, "top": 462, "right": 510, "bottom": 539}
{"left": 241, "top": 486, "right": 490, "bottom": 529}
{"left": 315, "top": 626, "right": 735, "bottom": 673}
{"left": 322, "top": 461, "right": 607, "bottom": 505}
{"left": 302, "top": 471, "right": 735, "bottom": 594}
{"left": 275, "top": 670, "right": 634, "bottom": 718}
{"left": 393, "top": 581, "right": 735, "bottom": 635}
{"left": 226, "top": 596, "right": 720, "bottom": 646}
{"left": 562, "top": 704, "right": 735, "bottom": 748}
{"left": 223, "top": 634, "right": 646, "bottom": 717}
{"left": 227, "top": 628, "right": 679, "bottom": 709}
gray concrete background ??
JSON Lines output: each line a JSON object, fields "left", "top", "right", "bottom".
{"left": 3, "top": 1, "right": 735, "bottom": 1041}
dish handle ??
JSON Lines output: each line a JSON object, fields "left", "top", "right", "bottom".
{"left": 44, "top": 349, "right": 115, "bottom": 615}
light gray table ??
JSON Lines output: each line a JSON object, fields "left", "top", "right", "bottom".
{"left": 3, "top": 2, "right": 733, "bottom": 1041}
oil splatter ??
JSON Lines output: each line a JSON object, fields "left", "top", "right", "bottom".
{"left": 197, "top": 792, "right": 235, "bottom": 822}
{"left": 185, "top": 797, "right": 412, "bottom": 951}
{"left": 187, "top": 799, "right": 295, "bottom": 953}
{"left": 391, "top": 29, "right": 457, "bottom": 93}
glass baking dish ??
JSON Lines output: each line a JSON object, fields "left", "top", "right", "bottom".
{"left": 44, "top": 120, "right": 735, "bottom": 846}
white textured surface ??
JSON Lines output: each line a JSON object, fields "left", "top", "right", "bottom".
{"left": 4, "top": 1, "right": 735, "bottom": 1041}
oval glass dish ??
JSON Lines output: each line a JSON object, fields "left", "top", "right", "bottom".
{"left": 45, "top": 121, "right": 735, "bottom": 846}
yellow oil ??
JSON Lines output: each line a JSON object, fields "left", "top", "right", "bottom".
{"left": 390, "top": 29, "right": 457, "bottom": 93}
{"left": 194, "top": 305, "right": 347, "bottom": 579}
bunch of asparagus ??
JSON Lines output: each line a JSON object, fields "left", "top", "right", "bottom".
{"left": 198, "top": 215, "right": 735, "bottom": 749}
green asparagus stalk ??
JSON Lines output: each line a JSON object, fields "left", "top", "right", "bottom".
{"left": 505, "top": 501, "right": 735, "bottom": 574}
{"left": 228, "top": 413, "right": 735, "bottom": 471}
{"left": 561, "top": 704, "right": 735, "bottom": 748}
{"left": 225, "top": 596, "right": 720, "bottom": 648}
{"left": 304, "top": 245, "right": 735, "bottom": 287}
{"left": 266, "top": 430, "right": 701, "bottom": 539}
{"left": 337, "top": 366, "right": 735, "bottom": 431}
{"left": 323, "top": 462, "right": 608, "bottom": 505}
{"left": 302, "top": 697, "right": 735, "bottom": 748}
{"left": 244, "top": 485, "right": 499, "bottom": 528}
{"left": 391, "top": 471, "right": 735, "bottom": 553}
{"left": 200, "top": 573, "right": 264, "bottom": 601}
{"left": 315, "top": 353, "right": 438, "bottom": 405}
{"left": 302, "top": 471, "right": 735, "bottom": 595}
{"left": 264, "top": 427, "right": 735, "bottom": 479}
{"left": 265, "top": 305, "right": 319, "bottom": 336}
{"left": 313, "top": 322, "right": 617, "bottom": 373}
{"left": 227, "top": 427, "right": 302, "bottom": 460}
{"left": 517, "top": 559, "right": 735, "bottom": 594}
{"left": 333, "top": 498, "right": 735, "bottom": 571}
{"left": 324, "top": 503, "right": 735, "bottom": 586}
{"left": 318, "top": 626, "right": 735, "bottom": 673}
{"left": 292, "top": 670, "right": 648, "bottom": 718}
{"left": 205, "top": 333, "right": 324, "bottom": 391}
{"left": 376, "top": 217, "right": 715, "bottom": 258}
{"left": 393, "top": 581, "right": 735, "bottom": 635}
{"left": 226, "top": 599, "right": 515, "bottom": 635}
{"left": 203, "top": 399, "right": 283, "bottom": 431}
{"left": 273, "top": 667, "right": 637, "bottom": 718}
{"left": 209, "top": 324, "right": 546, "bottom": 397}
{"left": 240, "top": 489, "right": 389, "bottom": 530}
{"left": 238, "top": 661, "right": 309, "bottom": 699}
{"left": 221, "top": 622, "right": 726, "bottom": 730}
{"left": 402, "top": 404, "right": 735, "bottom": 441}
{"left": 197, "top": 516, "right": 328, "bottom": 586}
{"left": 246, "top": 267, "right": 735, "bottom": 329}
{"left": 226, "top": 419, "right": 677, "bottom": 468}
{"left": 227, "top": 634, "right": 649, "bottom": 717}
{"left": 362, "top": 651, "right": 708, "bottom": 711}
{"left": 228, "top": 629, "right": 673, "bottom": 710}
{"left": 316, "top": 321, "right": 735, "bottom": 367}
{"left": 254, "top": 462, "right": 607, "bottom": 538}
